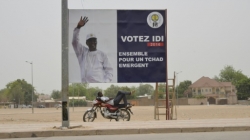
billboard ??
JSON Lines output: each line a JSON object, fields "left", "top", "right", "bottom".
{"left": 69, "top": 10, "right": 167, "bottom": 83}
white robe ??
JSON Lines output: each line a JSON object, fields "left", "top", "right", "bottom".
{"left": 72, "top": 28, "right": 113, "bottom": 83}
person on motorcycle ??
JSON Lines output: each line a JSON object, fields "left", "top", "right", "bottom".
{"left": 97, "top": 90, "right": 134, "bottom": 108}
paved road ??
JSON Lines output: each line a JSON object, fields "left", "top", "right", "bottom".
{"left": 5, "top": 131, "right": 250, "bottom": 140}
{"left": 1, "top": 118, "right": 250, "bottom": 139}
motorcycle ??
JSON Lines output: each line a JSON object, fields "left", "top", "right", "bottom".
{"left": 83, "top": 97, "right": 134, "bottom": 122}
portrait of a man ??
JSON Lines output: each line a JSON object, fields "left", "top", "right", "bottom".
{"left": 72, "top": 16, "right": 113, "bottom": 83}
{"left": 69, "top": 10, "right": 118, "bottom": 83}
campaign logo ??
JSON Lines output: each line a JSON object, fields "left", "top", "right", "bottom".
{"left": 147, "top": 12, "right": 164, "bottom": 28}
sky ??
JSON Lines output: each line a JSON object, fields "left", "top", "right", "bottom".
{"left": 0, "top": 0, "right": 250, "bottom": 95}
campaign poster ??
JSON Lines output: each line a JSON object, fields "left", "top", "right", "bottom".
{"left": 69, "top": 10, "right": 167, "bottom": 83}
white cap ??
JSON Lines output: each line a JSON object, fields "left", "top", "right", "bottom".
{"left": 86, "top": 33, "right": 97, "bottom": 40}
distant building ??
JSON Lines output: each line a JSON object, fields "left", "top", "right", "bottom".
{"left": 69, "top": 96, "right": 86, "bottom": 101}
{"left": 37, "top": 94, "right": 50, "bottom": 102}
{"left": 137, "top": 94, "right": 152, "bottom": 99}
{"left": 35, "top": 95, "right": 87, "bottom": 108}
{"left": 189, "top": 76, "right": 237, "bottom": 105}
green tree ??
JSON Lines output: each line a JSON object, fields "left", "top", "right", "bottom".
{"left": 0, "top": 88, "right": 8, "bottom": 103}
{"left": 128, "top": 86, "right": 137, "bottom": 99}
{"left": 137, "top": 84, "right": 154, "bottom": 96}
{"left": 104, "top": 84, "right": 136, "bottom": 99}
{"left": 104, "top": 84, "right": 121, "bottom": 97}
{"left": 51, "top": 90, "right": 61, "bottom": 99}
{"left": 214, "top": 65, "right": 248, "bottom": 85}
{"left": 153, "top": 83, "right": 166, "bottom": 99}
{"left": 214, "top": 65, "right": 249, "bottom": 99}
{"left": 176, "top": 80, "right": 192, "bottom": 98}
{"left": 68, "top": 83, "right": 101, "bottom": 100}
{"left": 86, "top": 87, "right": 102, "bottom": 100}
{"left": 120, "top": 86, "right": 135, "bottom": 99}
{"left": 5, "top": 79, "right": 36, "bottom": 105}
{"left": 235, "top": 78, "right": 250, "bottom": 100}
{"left": 69, "top": 83, "right": 88, "bottom": 97}
{"left": 213, "top": 75, "right": 220, "bottom": 81}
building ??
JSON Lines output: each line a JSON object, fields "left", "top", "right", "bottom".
{"left": 69, "top": 96, "right": 86, "bottom": 100}
{"left": 37, "top": 94, "right": 50, "bottom": 102}
{"left": 189, "top": 76, "right": 237, "bottom": 105}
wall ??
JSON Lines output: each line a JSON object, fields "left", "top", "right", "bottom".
{"left": 176, "top": 98, "right": 188, "bottom": 105}
{"left": 188, "top": 98, "right": 207, "bottom": 105}
{"left": 227, "top": 95, "right": 238, "bottom": 105}
{"left": 238, "top": 100, "right": 250, "bottom": 105}
{"left": 129, "top": 97, "right": 155, "bottom": 106}
{"left": 129, "top": 98, "right": 209, "bottom": 106}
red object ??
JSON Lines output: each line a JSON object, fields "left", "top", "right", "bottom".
{"left": 147, "top": 42, "right": 164, "bottom": 47}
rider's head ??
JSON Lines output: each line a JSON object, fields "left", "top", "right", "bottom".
{"left": 97, "top": 91, "right": 103, "bottom": 97}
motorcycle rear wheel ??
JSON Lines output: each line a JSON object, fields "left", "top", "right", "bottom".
{"left": 117, "top": 109, "right": 130, "bottom": 121}
{"left": 83, "top": 110, "right": 95, "bottom": 122}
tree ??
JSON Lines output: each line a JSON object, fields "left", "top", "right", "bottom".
{"left": 51, "top": 90, "right": 61, "bottom": 99}
{"left": 214, "top": 65, "right": 249, "bottom": 100}
{"left": 176, "top": 80, "right": 192, "bottom": 98}
{"left": 128, "top": 86, "right": 137, "bottom": 99}
{"left": 104, "top": 85, "right": 121, "bottom": 97}
{"left": 235, "top": 78, "right": 250, "bottom": 100}
{"left": 0, "top": 88, "right": 8, "bottom": 103}
{"left": 68, "top": 83, "right": 102, "bottom": 100}
{"left": 69, "top": 83, "right": 88, "bottom": 97}
{"left": 5, "top": 79, "right": 36, "bottom": 105}
{"left": 137, "top": 84, "right": 154, "bottom": 96}
{"left": 104, "top": 84, "right": 136, "bottom": 99}
{"left": 214, "top": 65, "right": 248, "bottom": 85}
{"left": 153, "top": 83, "right": 166, "bottom": 99}
{"left": 120, "top": 86, "right": 134, "bottom": 99}
{"left": 86, "top": 87, "right": 102, "bottom": 100}
{"left": 213, "top": 75, "right": 220, "bottom": 81}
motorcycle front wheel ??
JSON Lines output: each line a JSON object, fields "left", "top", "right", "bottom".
{"left": 117, "top": 109, "right": 130, "bottom": 121}
{"left": 83, "top": 110, "right": 96, "bottom": 122}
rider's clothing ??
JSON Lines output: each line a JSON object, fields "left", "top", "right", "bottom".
{"left": 100, "top": 91, "right": 131, "bottom": 108}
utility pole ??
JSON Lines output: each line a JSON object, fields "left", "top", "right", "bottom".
{"left": 26, "top": 61, "right": 34, "bottom": 114}
{"left": 61, "top": 0, "right": 69, "bottom": 127}
{"left": 176, "top": 71, "right": 182, "bottom": 107}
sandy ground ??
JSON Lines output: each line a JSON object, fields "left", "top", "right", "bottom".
{"left": 0, "top": 105, "right": 250, "bottom": 124}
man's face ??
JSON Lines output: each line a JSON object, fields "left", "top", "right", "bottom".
{"left": 86, "top": 38, "right": 97, "bottom": 51}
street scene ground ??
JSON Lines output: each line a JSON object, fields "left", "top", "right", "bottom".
{"left": 1, "top": 105, "right": 250, "bottom": 124}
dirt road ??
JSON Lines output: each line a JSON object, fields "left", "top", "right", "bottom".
{"left": 0, "top": 105, "right": 250, "bottom": 124}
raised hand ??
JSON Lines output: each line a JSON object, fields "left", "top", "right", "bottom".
{"left": 77, "top": 16, "right": 89, "bottom": 29}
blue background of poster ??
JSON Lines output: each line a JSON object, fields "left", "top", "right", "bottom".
{"left": 117, "top": 10, "right": 166, "bottom": 82}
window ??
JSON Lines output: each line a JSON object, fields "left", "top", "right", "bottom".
{"left": 205, "top": 89, "right": 208, "bottom": 92}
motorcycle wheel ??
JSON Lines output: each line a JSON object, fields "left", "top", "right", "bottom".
{"left": 83, "top": 110, "right": 95, "bottom": 122}
{"left": 117, "top": 109, "right": 130, "bottom": 121}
